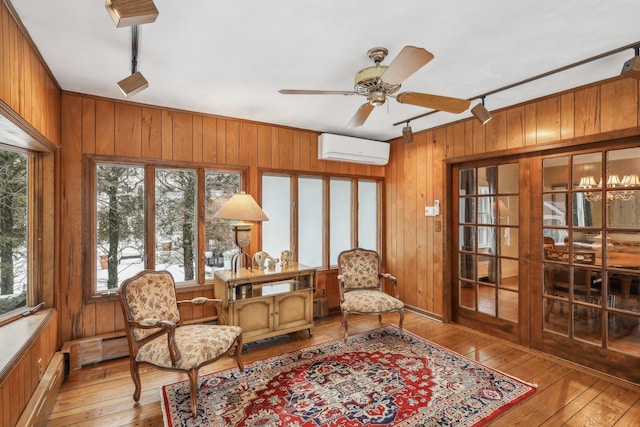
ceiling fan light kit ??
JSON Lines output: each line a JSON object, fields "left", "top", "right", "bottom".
{"left": 117, "top": 71, "right": 149, "bottom": 97}
{"left": 280, "top": 45, "right": 470, "bottom": 129}
{"left": 105, "top": 0, "right": 159, "bottom": 28}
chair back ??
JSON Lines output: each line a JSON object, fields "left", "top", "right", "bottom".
{"left": 120, "top": 270, "right": 181, "bottom": 342}
{"left": 338, "top": 248, "right": 381, "bottom": 290}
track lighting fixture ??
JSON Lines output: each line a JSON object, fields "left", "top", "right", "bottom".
{"left": 402, "top": 122, "right": 413, "bottom": 143}
{"left": 471, "top": 96, "right": 492, "bottom": 125}
{"left": 117, "top": 26, "right": 148, "bottom": 97}
{"left": 394, "top": 40, "right": 640, "bottom": 131}
{"left": 621, "top": 46, "right": 640, "bottom": 79}
{"left": 105, "top": 0, "right": 159, "bottom": 28}
{"left": 118, "top": 71, "right": 148, "bottom": 97}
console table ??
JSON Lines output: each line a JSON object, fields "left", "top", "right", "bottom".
{"left": 213, "top": 263, "right": 316, "bottom": 344}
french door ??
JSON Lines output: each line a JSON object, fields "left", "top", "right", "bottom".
{"left": 537, "top": 146, "right": 640, "bottom": 382}
{"left": 450, "top": 143, "right": 640, "bottom": 383}
{"left": 452, "top": 160, "right": 529, "bottom": 344}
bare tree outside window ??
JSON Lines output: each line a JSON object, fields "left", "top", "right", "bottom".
{"left": 0, "top": 150, "right": 28, "bottom": 316}
{"left": 96, "top": 164, "right": 145, "bottom": 291}
{"left": 156, "top": 169, "right": 197, "bottom": 282}
{"left": 204, "top": 172, "right": 241, "bottom": 276}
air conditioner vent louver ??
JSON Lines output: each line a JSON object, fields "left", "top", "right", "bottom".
{"left": 318, "top": 133, "right": 389, "bottom": 165}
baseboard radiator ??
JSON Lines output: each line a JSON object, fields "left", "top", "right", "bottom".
{"left": 61, "top": 333, "right": 130, "bottom": 371}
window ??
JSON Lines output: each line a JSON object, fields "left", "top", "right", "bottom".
{"left": 298, "top": 177, "right": 323, "bottom": 267}
{"left": 330, "top": 178, "right": 352, "bottom": 265}
{"left": 94, "top": 161, "right": 241, "bottom": 293}
{"left": 261, "top": 175, "right": 292, "bottom": 257}
{"left": 204, "top": 171, "right": 241, "bottom": 276}
{"left": 262, "top": 173, "right": 382, "bottom": 269}
{"left": 0, "top": 149, "right": 29, "bottom": 318}
{"left": 96, "top": 164, "right": 145, "bottom": 292}
{"left": 155, "top": 168, "right": 197, "bottom": 282}
{"left": 357, "top": 179, "right": 378, "bottom": 251}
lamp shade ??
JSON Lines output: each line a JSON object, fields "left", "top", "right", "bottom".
{"left": 213, "top": 192, "right": 269, "bottom": 222}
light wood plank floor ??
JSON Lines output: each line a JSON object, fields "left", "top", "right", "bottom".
{"left": 49, "top": 311, "right": 640, "bottom": 426}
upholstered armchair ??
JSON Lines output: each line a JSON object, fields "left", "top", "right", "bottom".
{"left": 119, "top": 270, "right": 244, "bottom": 418}
{"left": 337, "top": 248, "right": 404, "bottom": 340}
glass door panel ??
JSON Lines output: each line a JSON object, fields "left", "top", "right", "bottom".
{"left": 454, "top": 162, "right": 521, "bottom": 332}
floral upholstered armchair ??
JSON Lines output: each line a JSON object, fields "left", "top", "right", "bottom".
{"left": 337, "top": 248, "right": 404, "bottom": 340}
{"left": 119, "top": 270, "right": 244, "bottom": 418}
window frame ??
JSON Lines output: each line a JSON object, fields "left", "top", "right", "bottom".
{"left": 260, "top": 169, "right": 384, "bottom": 270}
{"left": 86, "top": 155, "right": 245, "bottom": 302}
{"left": 0, "top": 144, "right": 48, "bottom": 326}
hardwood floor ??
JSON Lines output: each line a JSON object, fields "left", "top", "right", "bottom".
{"left": 48, "top": 311, "right": 640, "bottom": 426}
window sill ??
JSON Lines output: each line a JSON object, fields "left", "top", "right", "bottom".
{"left": 0, "top": 308, "right": 54, "bottom": 381}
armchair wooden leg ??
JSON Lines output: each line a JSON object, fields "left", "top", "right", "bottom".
{"left": 130, "top": 358, "right": 142, "bottom": 402}
{"left": 188, "top": 369, "right": 199, "bottom": 418}
{"left": 398, "top": 309, "right": 405, "bottom": 335}
{"left": 343, "top": 311, "right": 349, "bottom": 341}
{"left": 235, "top": 335, "right": 244, "bottom": 373}
{"left": 378, "top": 314, "right": 382, "bottom": 323}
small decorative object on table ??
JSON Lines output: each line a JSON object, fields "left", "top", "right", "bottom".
{"left": 252, "top": 251, "right": 279, "bottom": 270}
{"left": 280, "top": 250, "right": 292, "bottom": 267}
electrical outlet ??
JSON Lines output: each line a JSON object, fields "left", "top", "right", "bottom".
{"left": 37, "top": 357, "right": 43, "bottom": 380}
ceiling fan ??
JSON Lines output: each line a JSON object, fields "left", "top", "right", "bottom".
{"left": 279, "top": 46, "right": 471, "bottom": 128}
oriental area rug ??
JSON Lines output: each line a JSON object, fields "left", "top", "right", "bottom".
{"left": 161, "top": 326, "right": 536, "bottom": 426}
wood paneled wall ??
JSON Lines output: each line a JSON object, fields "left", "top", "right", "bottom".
{"left": 0, "top": 0, "right": 60, "bottom": 146}
{"left": 58, "top": 93, "right": 385, "bottom": 343}
{"left": 385, "top": 76, "right": 640, "bottom": 319}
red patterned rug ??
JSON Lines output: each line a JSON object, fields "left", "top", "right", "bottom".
{"left": 161, "top": 326, "right": 536, "bottom": 426}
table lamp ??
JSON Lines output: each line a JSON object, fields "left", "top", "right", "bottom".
{"left": 213, "top": 192, "right": 269, "bottom": 272}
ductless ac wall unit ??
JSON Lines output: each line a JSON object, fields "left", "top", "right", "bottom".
{"left": 318, "top": 133, "right": 390, "bottom": 165}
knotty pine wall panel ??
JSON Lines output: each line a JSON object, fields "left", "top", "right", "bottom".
{"left": 58, "top": 93, "right": 384, "bottom": 343}
{"left": 0, "top": 1, "right": 60, "bottom": 145}
{"left": 385, "top": 76, "right": 640, "bottom": 319}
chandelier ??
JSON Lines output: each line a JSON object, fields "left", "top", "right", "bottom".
{"left": 578, "top": 174, "right": 639, "bottom": 202}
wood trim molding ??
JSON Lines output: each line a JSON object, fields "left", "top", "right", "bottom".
{"left": 0, "top": 100, "right": 58, "bottom": 152}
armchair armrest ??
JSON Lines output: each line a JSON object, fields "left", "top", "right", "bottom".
{"left": 336, "top": 275, "right": 346, "bottom": 301}
{"left": 131, "top": 318, "right": 181, "bottom": 365}
{"left": 381, "top": 273, "right": 397, "bottom": 282}
{"left": 177, "top": 297, "right": 223, "bottom": 306}
{"left": 177, "top": 297, "right": 228, "bottom": 325}
{"left": 381, "top": 273, "right": 400, "bottom": 298}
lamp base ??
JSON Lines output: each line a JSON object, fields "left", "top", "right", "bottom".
{"left": 231, "top": 251, "right": 252, "bottom": 273}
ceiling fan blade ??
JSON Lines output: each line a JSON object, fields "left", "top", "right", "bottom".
{"left": 380, "top": 46, "right": 434, "bottom": 85}
{"left": 396, "top": 92, "right": 471, "bottom": 114}
{"left": 279, "top": 89, "right": 356, "bottom": 95}
{"left": 347, "top": 103, "right": 375, "bottom": 128}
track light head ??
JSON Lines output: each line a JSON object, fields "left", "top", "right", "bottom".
{"left": 117, "top": 71, "right": 148, "bottom": 97}
{"left": 106, "top": 0, "right": 159, "bottom": 28}
{"left": 402, "top": 122, "right": 413, "bottom": 143}
{"left": 621, "top": 47, "right": 640, "bottom": 79}
{"left": 471, "top": 98, "right": 492, "bottom": 125}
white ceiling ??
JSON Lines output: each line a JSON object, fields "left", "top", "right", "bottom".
{"left": 10, "top": 0, "right": 640, "bottom": 141}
